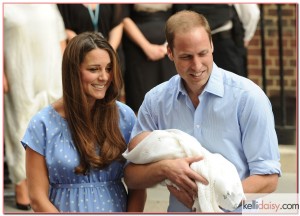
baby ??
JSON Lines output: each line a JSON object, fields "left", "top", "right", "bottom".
{"left": 123, "top": 129, "right": 245, "bottom": 212}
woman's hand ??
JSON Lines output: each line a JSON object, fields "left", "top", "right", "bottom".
{"left": 3, "top": 72, "right": 8, "bottom": 93}
{"left": 143, "top": 43, "right": 167, "bottom": 61}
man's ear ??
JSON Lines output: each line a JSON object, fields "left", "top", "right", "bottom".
{"left": 167, "top": 47, "right": 174, "bottom": 61}
{"left": 211, "top": 40, "right": 214, "bottom": 53}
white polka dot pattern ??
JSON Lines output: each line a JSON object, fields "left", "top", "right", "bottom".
{"left": 21, "top": 101, "right": 136, "bottom": 212}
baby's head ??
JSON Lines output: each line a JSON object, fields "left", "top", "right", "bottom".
{"left": 128, "top": 131, "right": 152, "bottom": 151}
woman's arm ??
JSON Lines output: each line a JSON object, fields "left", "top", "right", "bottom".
{"left": 3, "top": 56, "right": 8, "bottom": 93}
{"left": 60, "top": 39, "right": 67, "bottom": 54}
{"left": 123, "top": 17, "right": 167, "bottom": 61}
{"left": 127, "top": 189, "right": 147, "bottom": 212}
{"left": 65, "top": 29, "right": 77, "bottom": 42}
{"left": 108, "top": 22, "right": 123, "bottom": 51}
{"left": 26, "top": 147, "right": 59, "bottom": 212}
{"left": 3, "top": 70, "right": 8, "bottom": 93}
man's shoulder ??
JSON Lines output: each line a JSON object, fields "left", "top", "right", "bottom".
{"left": 222, "top": 70, "right": 261, "bottom": 92}
{"left": 147, "top": 75, "right": 179, "bottom": 97}
{"left": 220, "top": 69, "right": 268, "bottom": 105}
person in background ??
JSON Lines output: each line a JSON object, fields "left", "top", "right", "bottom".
{"left": 57, "top": 4, "right": 126, "bottom": 77}
{"left": 3, "top": 4, "right": 66, "bottom": 210}
{"left": 21, "top": 32, "right": 146, "bottom": 212}
{"left": 233, "top": 4, "right": 260, "bottom": 77}
{"left": 124, "top": 10, "right": 281, "bottom": 212}
{"left": 176, "top": 4, "right": 260, "bottom": 77}
{"left": 122, "top": 4, "right": 182, "bottom": 113}
{"left": 57, "top": 4, "right": 124, "bottom": 50}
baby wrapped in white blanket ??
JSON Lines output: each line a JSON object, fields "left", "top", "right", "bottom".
{"left": 123, "top": 129, "right": 245, "bottom": 212}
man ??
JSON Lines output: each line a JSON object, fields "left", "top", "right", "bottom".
{"left": 124, "top": 10, "right": 281, "bottom": 212}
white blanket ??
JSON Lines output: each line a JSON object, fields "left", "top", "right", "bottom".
{"left": 123, "top": 129, "right": 245, "bottom": 212}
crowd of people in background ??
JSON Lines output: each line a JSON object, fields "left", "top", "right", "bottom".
{"left": 55, "top": 3, "right": 260, "bottom": 112}
{"left": 3, "top": 3, "right": 279, "bottom": 214}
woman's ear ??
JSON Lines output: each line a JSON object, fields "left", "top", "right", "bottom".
{"left": 167, "top": 47, "right": 174, "bottom": 61}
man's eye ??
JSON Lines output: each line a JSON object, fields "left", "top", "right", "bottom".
{"left": 199, "top": 51, "right": 209, "bottom": 57}
{"left": 180, "top": 56, "right": 191, "bottom": 60}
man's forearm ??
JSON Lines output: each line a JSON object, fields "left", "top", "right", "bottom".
{"left": 124, "top": 162, "right": 167, "bottom": 189}
{"left": 242, "top": 174, "right": 279, "bottom": 194}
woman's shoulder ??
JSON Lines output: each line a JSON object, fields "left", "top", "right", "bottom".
{"left": 29, "top": 105, "right": 63, "bottom": 126}
{"left": 116, "top": 101, "right": 136, "bottom": 139}
{"left": 116, "top": 101, "right": 136, "bottom": 116}
{"left": 31, "top": 105, "right": 52, "bottom": 118}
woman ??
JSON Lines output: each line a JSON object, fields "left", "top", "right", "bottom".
{"left": 122, "top": 4, "right": 181, "bottom": 112}
{"left": 57, "top": 4, "right": 124, "bottom": 50}
{"left": 4, "top": 3, "right": 66, "bottom": 210}
{"left": 21, "top": 32, "right": 146, "bottom": 212}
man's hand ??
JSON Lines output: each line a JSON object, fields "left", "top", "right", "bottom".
{"left": 162, "top": 156, "right": 208, "bottom": 208}
{"left": 167, "top": 184, "right": 194, "bottom": 209}
{"left": 163, "top": 156, "right": 208, "bottom": 190}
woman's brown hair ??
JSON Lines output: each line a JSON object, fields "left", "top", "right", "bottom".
{"left": 62, "top": 32, "right": 126, "bottom": 174}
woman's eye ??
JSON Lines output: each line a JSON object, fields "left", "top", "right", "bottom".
{"left": 89, "top": 68, "right": 99, "bottom": 72}
{"left": 106, "top": 67, "right": 112, "bottom": 72}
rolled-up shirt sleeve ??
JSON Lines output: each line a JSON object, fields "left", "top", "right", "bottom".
{"left": 240, "top": 87, "right": 281, "bottom": 177}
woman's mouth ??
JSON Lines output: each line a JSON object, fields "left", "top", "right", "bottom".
{"left": 92, "top": 84, "right": 105, "bottom": 90}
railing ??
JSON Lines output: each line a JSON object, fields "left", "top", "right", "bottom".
{"left": 259, "top": 4, "right": 296, "bottom": 145}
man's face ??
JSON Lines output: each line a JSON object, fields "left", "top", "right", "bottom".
{"left": 168, "top": 27, "right": 214, "bottom": 95}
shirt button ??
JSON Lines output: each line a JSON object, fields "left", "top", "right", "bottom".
{"left": 196, "top": 125, "right": 200, "bottom": 128}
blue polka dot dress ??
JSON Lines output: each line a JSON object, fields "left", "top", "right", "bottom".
{"left": 21, "top": 101, "right": 136, "bottom": 212}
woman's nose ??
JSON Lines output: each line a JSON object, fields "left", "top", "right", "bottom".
{"left": 98, "top": 70, "right": 109, "bottom": 80}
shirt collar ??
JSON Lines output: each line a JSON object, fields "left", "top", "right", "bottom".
{"left": 204, "top": 63, "right": 224, "bottom": 97}
{"left": 177, "top": 76, "right": 188, "bottom": 97}
{"left": 176, "top": 63, "right": 224, "bottom": 99}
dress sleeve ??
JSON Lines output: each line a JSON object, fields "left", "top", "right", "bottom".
{"left": 21, "top": 113, "right": 47, "bottom": 156}
{"left": 111, "top": 4, "right": 126, "bottom": 27}
{"left": 122, "top": 4, "right": 132, "bottom": 18}
{"left": 117, "top": 101, "right": 136, "bottom": 144}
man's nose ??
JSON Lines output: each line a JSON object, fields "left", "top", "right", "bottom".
{"left": 191, "top": 57, "right": 203, "bottom": 71}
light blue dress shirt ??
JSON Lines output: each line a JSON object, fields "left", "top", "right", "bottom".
{"left": 131, "top": 63, "right": 281, "bottom": 212}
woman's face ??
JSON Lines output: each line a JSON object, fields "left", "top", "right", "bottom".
{"left": 80, "top": 48, "right": 112, "bottom": 105}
